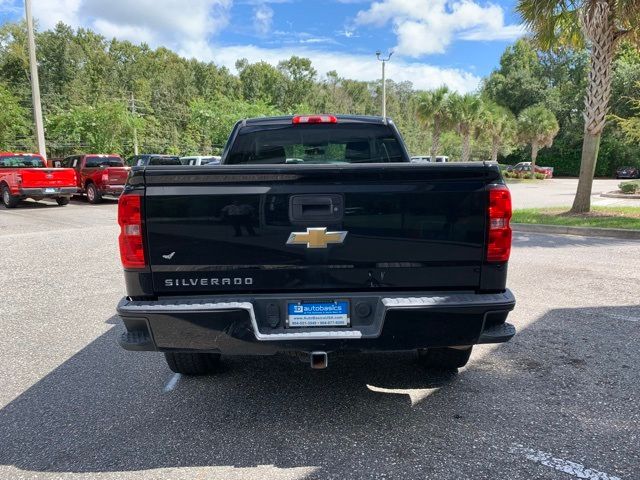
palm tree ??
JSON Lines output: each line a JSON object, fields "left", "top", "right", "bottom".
{"left": 517, "top": 0, "right": 640, "bottom": 211}
{"left": 482, "top": 101, "right": 516, "bottom": 163}
{"left": 416, "top": 86, "right": 452, "bottom": 162}
{"left": 517, "top": 105, "right": 560, "bottom": 175}
{"left": 449, "top": 93, "right": 484, "bottom": 162}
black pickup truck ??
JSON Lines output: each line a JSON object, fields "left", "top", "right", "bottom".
{"left": 116, "top": 115, "right": 515, "bottom": 375}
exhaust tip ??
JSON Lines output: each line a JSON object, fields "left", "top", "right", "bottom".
{"left": 310, "top": 351, "right": 328, "bottom": 369}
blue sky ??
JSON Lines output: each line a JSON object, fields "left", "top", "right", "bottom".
{"left": 0, "top": 0, "right": 525, "bottom": 92}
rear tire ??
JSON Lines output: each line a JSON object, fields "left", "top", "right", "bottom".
{"left": 56, "top": 197, "right": 70, "bottom": 206}
{"left": 164, "top": 352, "right": 221, "bottom": 375}
{"left": 2, "top": 185, "right": 20, "bottom": 208}
{"left": 418, "top": 347, "right": 472, "bottom": 370}
{"left": 86, "top": 183, "right": 102, "bottom": 204}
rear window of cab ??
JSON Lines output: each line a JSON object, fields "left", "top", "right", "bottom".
{"left": 0, "top": 155, "right": 45, "bottom": 168}
{"left": 226, "top": 123, "right": 407, "bottom": 165}
{"left": 85, "top": 156, "right": 124, "bottom": 167}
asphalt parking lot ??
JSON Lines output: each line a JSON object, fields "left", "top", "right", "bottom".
{"left": 0, "top": 197, "right": 638, "bottom": 480}
{"left": 509, "top": 178, "right": 639, "bottom": 209}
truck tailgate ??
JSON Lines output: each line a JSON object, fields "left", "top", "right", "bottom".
{"left": 105, "top": 167, "right": 129, "bottom": 185}
{"left": 143, "top": 164, "right": 498, "bottom": 295}
{"left": 20, "top": 168, "right": 76, "bottom": 188}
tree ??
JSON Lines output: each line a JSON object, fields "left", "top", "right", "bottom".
{"left": 46, "top": 101, "right": 142, "bottom": 154}
{"left": 416, "top": 86, "right": 453, "bottom": 161}
{"left": 449, "top": 93, "right": 484, "bottom": 161}
{"left": 278, "top": 56, "right": 317, "bottom": 111}
{"left": 612, "top": 81, "right": 640, "bottom": 142}
{"left": 517, "top": 0, "right": 640, "bottom": 212}
{"left": 483, "top": 39, "right": 548, "bottom": 114}
{"left": 517, "top": 105, "right": 560, "bottom": 174}
{"left": 236, "top": 59, "right": 287, "bottom": 107}
{"left": 482, "top": 101, "right": 516, "bottom": 163}
{"left": 0, "top": 83, "right": 29, "bottom": 149}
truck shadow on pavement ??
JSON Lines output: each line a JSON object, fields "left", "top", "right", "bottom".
{"left": 0, "top": 306, "right": 638, "bottom": 478}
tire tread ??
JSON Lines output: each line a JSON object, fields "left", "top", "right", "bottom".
{"left": 164, "top": 352, "right": 221, "bottom": 375}
{"left": 418, "top": 347, "right": 472, "bottom": 370}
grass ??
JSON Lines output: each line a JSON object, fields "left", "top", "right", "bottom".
{"left": 512, "top": 207, "right": 640, "bottom": 230}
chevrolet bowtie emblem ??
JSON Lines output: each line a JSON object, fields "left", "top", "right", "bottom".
{"left": 287, "top": 227, "right": 347, "bottom": 249}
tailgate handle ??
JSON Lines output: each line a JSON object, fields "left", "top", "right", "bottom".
{"left": 290, "top": 195, "right": 343, "bottom": 223}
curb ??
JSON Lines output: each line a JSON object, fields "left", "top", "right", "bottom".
{"left": 600, "top": 191, "right": 640, "bottom": 199}
{"left": 512, "top": 223, "right": 640, "bottom": 240}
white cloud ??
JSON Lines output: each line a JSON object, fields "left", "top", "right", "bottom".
{"left": 205, "top": 44, "right": 481, "bottom": 93}
{"left": 253, "top": 4, "right": 274, "bottom": 36}
{"left": 23, "top": 0, "right": 482, "bottom": 94}
{"left": 31, "top": 0, "right": 233, "bottom": 52}
{"left": 32, "top": 0, "right": 83, "bottom": 28}
{"left": 354, "top": 0, "right": 524, "bottom": 57}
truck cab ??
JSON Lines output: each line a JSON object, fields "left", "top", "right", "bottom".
{"left": 63, "top": 154, "right": 129, "bottom": 204}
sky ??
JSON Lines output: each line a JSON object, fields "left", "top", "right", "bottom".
{"left": 0, "top": 0, "right": 526, "bottom": 93}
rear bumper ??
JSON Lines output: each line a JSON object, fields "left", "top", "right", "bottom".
{"left": 100, "top": 185, "right": 125, "bottom": 196}
{"left": 19, "top": 187, "right": 77, "bottom": 197}
{"left": 117, "top": 290, "right": 516, "bottom": 354}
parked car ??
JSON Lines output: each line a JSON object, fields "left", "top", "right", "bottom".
{"left": 117, "top": 114, "right": 516, "bottom": 376}
{"left": 508, "top": 162, "right": 553, "bottom": 178}
{"left": 616, "top": 166, "right": 640, "bottom": 179}
{"left": 180, "top": 156, "right": 221, "bottom": 166}
{"left": 410, "top": 155, "right": 448, "bottom": 163}
{"left": 0, "top": 152, "right": 77, "bottom": 208}
{"left": 128, "top": 154, "right": 182, "bottom": 167}
{"left": 62, "top": 154, "right": 129, "bottom": 204}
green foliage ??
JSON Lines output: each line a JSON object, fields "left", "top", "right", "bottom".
{"left": 1, "top": 19, "right": 639, "bottom": 169}
{"left": 619, "top": 182, "right": 639, "bottom": 194}
{"left": 46, "top": 101, "right": 142, "bottom": 154}
{"left": 483, "top": 39, "right": 549, "bottom": 114}
{"left": 0, "top": 82, "right": 29, "bottom": 148}
{"left": 481, "top": 100, "right": 516, "bottom": 161}
{"left": 512, "top": 207, "right": 640, "bottom": 230}
{"left": 516, "top": 1, "right": 640, "bottom": 51}
{"left": 184, "top": 96, "right": 282, "bottom": 154}
{"left": 517, "top": 105, "right": 559, "bottom": 148}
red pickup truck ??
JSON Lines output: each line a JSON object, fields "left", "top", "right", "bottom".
{"left": 62, "top": 154, "right": 129, "bottom": 204}
{"left": 0, "top": 153, "right": 77, "bottom": 208}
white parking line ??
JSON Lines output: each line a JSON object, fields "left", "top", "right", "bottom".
{"left": 584, "top": 310, "right": 640, "bottom": 323}
{"left": 163, "top": 373, "right": 181, "bottom": 393}
{"left": 509, "top": 445, "right": 622, "bottom": 480}
{"left": 603, "top": 313, "right": 639, "bottom": 323}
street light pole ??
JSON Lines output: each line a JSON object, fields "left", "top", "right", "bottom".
{"left": 24, "top": 0, "right": 46, "bottom": 160}
{"left": 376, "top": 50, "right": 393, "bottom": 120}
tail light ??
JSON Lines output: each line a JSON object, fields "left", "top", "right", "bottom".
{"left": 118, "top": 193, "right": 146, "bottom": 269}
{"left": 16, "top": 173, "right": 22, "bottom": 184}
{"left": 102, "top": 172, "right": 109, "bottom": 183}
{"left": 293, "top": 115, "right": 337, "bottom": 124}
{"left": 487, "top": 184, "right": 512, "bottom": 263}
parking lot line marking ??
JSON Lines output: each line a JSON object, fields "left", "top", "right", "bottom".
{"left": 603, "top": 313, "right": 639, "bottom": 323}
{"left": 584, "top": 310, "right": 640, "bottom": 323}
{"left": 163, "top": 373, "right": 181, "bottom": 393}
{"left": 509, "top": 445, "right": 622, "bottom": 480}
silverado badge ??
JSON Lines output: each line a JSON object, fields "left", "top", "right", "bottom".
{"left": 287, "top": 227, "right": 347, "bottom": 249}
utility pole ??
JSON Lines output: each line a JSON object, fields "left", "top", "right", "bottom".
{"left": 130, "top": 93, "right": 139, "bottom": 155}
{"left": 25, "top": 0, "right": 46, "bottom": 159}
{"left": 376, "top": 50, "right": 393, "bottom": 120}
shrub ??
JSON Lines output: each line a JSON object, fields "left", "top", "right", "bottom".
{"left": 619, "top": 182, "right": 639, "bottom": 194}
{"left": 534, "top": 173, "right": 546, "bottom": 180}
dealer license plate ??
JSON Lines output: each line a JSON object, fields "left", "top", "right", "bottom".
{"left": 287, "top": 301, "right": 350, "bottom": 328}
{"left": 44, "top": 188, "right": 57, "bottom": 194}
